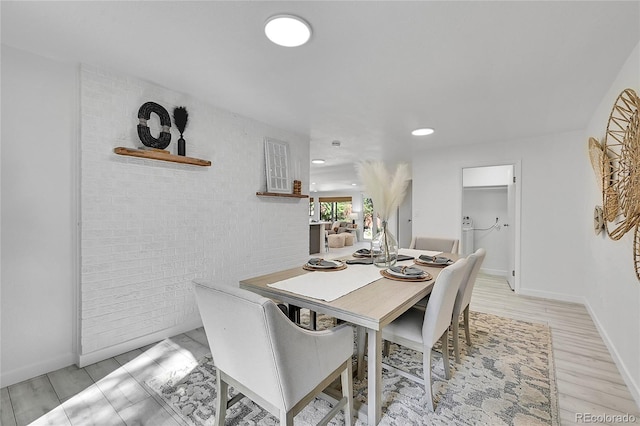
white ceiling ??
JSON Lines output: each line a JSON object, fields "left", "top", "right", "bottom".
{"left": 2, "top": 1, "right": 639, "bottom": 192}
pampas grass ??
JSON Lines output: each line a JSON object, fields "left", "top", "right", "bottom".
{"left": 357, "top": 161, "right": 410, "bottom": 220}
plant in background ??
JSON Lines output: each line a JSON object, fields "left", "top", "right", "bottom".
{"left": 357, "top": 161, "right": 410, "bottom": 267}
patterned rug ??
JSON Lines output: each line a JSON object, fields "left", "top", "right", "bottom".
{"left": 147, "top": 311, "right": 558, "bottom": 425}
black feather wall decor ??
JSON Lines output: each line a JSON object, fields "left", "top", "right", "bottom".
{"left": 173, "top": 106, "right": 189, "bottom": 156}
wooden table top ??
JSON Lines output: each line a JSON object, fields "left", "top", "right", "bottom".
{"left": 240, "top": 253, "right": 459, "bottom": 330}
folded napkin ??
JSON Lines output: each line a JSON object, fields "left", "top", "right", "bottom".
{"left": 355, "top": 248, "right": 371, "bottom": 256}
{"left": 389, "top": 266, "right": 425, "bottom": 276}
{"left": 346, "top": 258, "right": 373, "bottom": 265}
{"left": 307, "top": 258, "right": 339, "bottom": 267}
{"left": 419, "top": 255, "right": 453, "bottom": 264}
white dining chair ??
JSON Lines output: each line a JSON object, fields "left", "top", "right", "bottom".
{"left": 409, "top": 236, "right": 459, "bottom": 254}
{"left": 380, "top": 258, "right": 469, "bottom": 411}
{"left": 451, "top": 248, "right": 486, "bottom": 363}
{"left": 194, "top": 280, "right": 354, "bottom": 426}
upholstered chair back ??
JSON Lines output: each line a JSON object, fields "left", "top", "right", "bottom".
{"left": 422, "top": 258, "right": 469, "bottom": 347}
{"left": 410, "top": 236, "right": 459, "bottom": 254}
{"left": 195, "top": 282, "right": 286, "bottom": 409}
{"left": 193, "top": 281, "right": 354, "bottom": 413}
{"left": 456, "top": 248, "right": 486, "bottom": 314}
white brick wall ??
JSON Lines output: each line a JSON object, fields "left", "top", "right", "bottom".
{"left": 80, "top": 65, "right": 310, "bottom": 356}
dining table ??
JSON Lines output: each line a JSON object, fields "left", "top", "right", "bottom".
{"left": 239, "top": 248, "right": 459, "bottom": 425}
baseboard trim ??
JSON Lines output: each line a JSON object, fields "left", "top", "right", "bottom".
{"left": 517, "top": 287, "right": 585, "bottom": 304}
{"left": 480, "top": 267, "right": 508, "bottom": 277}
{"left": 583, "top": 298, "right": 640, "bottom": 410}
{"left": 78, "top": 318, "right": 203, "bottom": 368}
{"left": 1, "top": 352, "right": 76, "bottom": 388}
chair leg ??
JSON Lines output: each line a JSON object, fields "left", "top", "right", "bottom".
{"left": 341, "top": 361, "right": 354, "bottom": 426}
{"left": 280, "top": 411, "right": 294, "bottom": 426}
{"left": 464, "top": 306, "right": 472, "bottom": 346}
{"left": 452, "top": 315, "right": 461, "bottom": 363}
{"left": 309, "top": 310, "right": 317, "bottom": 330}
{"left": 288, "top": 305, "right": 300, "bottom": 323}
{"left": 382, "top": 340, "right": 390, "bottom": 357}
{"left": 215, "top": 370, "right": 228, "bottom": 426}
{"left": 441, "top": 330, "right": 451, "bottom": 380}
{"left": 423, "top": 348, "right": 435, "bottom": 411}
{"left": 356, "top": 326, "right": 366, "bottom": 379}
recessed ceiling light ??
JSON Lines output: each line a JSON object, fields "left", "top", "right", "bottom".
{"left": 351, "top": 183, "right": 357, "bottom": 186}
{"left": 311, "top": 159, "right": 325, "bottom": 164}
{"left": 311, "top": 182, "right": 316, "bottom": 185}
{"left": 265, "top": 14, "right": 312, "bottom": 47}
{"left": 411, "top": 128, "right": 435, "bottom": 136}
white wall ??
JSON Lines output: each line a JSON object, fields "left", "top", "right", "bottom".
{"left": 412, "top": 40, "right": 640, "bottom": 407}
{"left": 412, "top": 129, "right": 589, "bottom": 301}
{"left": 584, "top": 40, "right": 640, "bottom": 405}
{"left": 78, "top": 65, "right": 310, "bottom": 365}
{"left": 1, "top": 46, "right": 311, "bottom": 385}
{"left": 1, "top": 46, "right": 78, "bottom": 386}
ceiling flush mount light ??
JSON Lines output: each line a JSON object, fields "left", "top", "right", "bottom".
{"left": 311, "top": 159, "right": 325, "bottom": 164}
{"left": 265, "top": 14, "right": 312, "bottom": 47}
{"left": 411, "top": 128, "right": 435, "bottom": 136}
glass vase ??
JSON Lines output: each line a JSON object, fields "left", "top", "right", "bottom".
{"left": 371, "top": 221, "right": 398, "bottom": 268}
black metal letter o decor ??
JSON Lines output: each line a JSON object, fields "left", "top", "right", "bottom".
{"left": 137, "top": 101, "right": 172, "bottom": 149}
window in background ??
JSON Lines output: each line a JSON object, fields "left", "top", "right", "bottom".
{"left": 319, "top": 197, "right": 352, "bottom": 223}
{"left": 309, "top": 197, "right": 314, "bottom": 217}
{"left": 363, "top": 197, "right": 374, "bottom": 239}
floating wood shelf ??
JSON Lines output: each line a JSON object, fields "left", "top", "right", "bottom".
{"left": 256, "top": 192, "right": 309, "bottom": 199}
{"left": 114, "top": 147, "right": 211, "bottom": 167}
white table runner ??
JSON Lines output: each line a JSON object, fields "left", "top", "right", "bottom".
{"left": 268, "top": 264, "right": 383, "bottom": 302}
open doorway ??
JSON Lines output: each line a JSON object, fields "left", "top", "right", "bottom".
{"left": 462, "top": 164, "right": 520, "bottom": 291}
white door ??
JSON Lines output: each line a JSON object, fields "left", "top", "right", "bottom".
{"left": 397, "top": 180, "right": 413, "bottom": 248}
{"left": 506, "top": 166, "right": 516, "bottom": 290}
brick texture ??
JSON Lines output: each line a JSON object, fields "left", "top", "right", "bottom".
{"left": 80, "top": 65, "right": 309, "bottom": 355}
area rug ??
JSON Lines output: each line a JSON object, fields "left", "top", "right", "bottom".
{"left": 147, "top": 311, "right": 558, "bottom": 425}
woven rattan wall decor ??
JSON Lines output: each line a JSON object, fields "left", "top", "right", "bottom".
{"left": 588, "top": 137, "right": 605, "bottom": 191}
{"left": 602, "top": 88, "right": 640, "bottom": 241}
{"left": 137, "top": 101, "right": 172, "bottom": 149}
{"left": 635, "top": 226, "right": 640, "bottom": 280}
{"left": 592, "top": 88, "right": 640, "bottom": 280}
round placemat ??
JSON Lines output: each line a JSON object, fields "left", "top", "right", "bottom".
{"left": 380, "top": 269, "right": 432, "bottom": 282}
{"left": 303, "top": 263, "right": 347, "bottom": 272}
{"left": 414, "top": 258, "right": 451, "bottom": 268}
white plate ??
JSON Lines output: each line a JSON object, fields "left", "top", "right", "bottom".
{"left": 305, "top": 260, "right": 344, "bottom": 269}
{"left": 385, "top": 268, "right": 426, "bottom": 279}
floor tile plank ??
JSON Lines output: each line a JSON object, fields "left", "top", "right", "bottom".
{"left": 93, "top": 365, "right": 150, "bottom": 412}
{"left": 28, "top": 405, "right": 72, "bottom": 426}
{"left": 61, "top": 384, "right": 124, "bottom": 426}
{"left": 167, "top": 333, "right": 210, "bottom": 361}
{"left": 117, "top": 396, "right": 181, "bottom": 426}
{"left": 8, "top": 376, "right": 61, "bottom": 426}
{"left": 1, "top": 387, "right": 17, "bottom": 426}
{"left": 47, "top": 365, "right": 95, "bottom": 402}
{"left": 183, "top": 327, "right": 208, "bottom": 348}
{"left": 85, "top": 358, "right": 122, "bottom": 382}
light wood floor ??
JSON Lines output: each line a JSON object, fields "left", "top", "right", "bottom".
{"left": 1, "top": 274, "right": 638, "bottom": 425}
